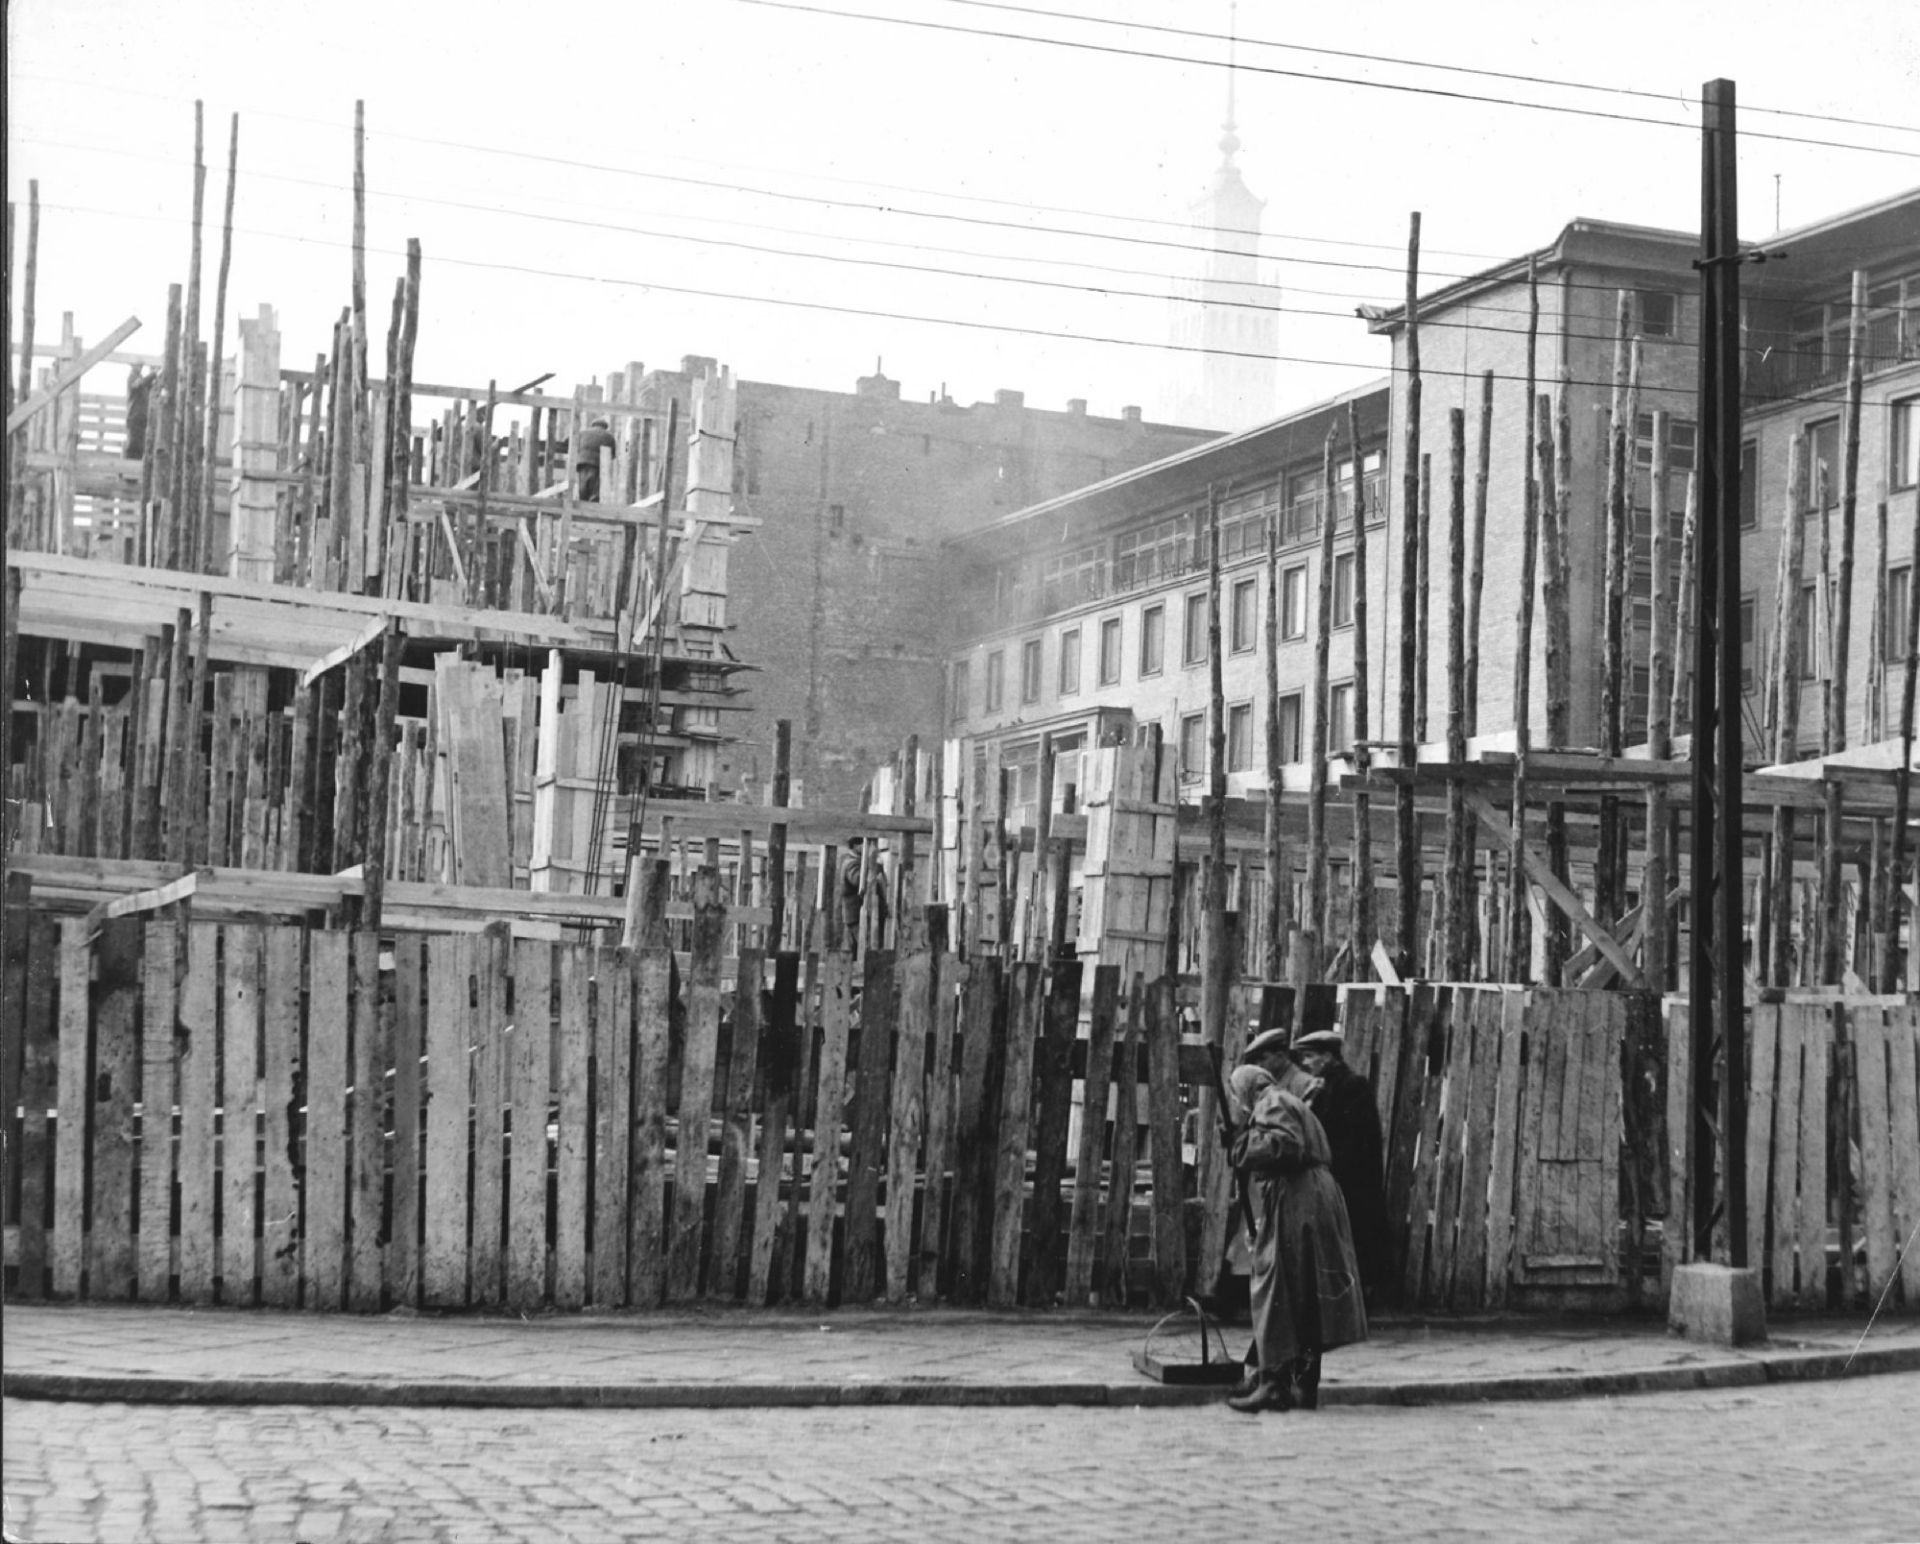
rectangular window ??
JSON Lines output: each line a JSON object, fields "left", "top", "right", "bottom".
{"left": 1797, "top": 583, "right": 1817, "bottom": 680}
{"left": 1020, "top": 638, "right": 1042, "bottom": 704}
{"left": 1640, "top": 291, "right": 1678, "bottom": 337}
{"left": 1099, "top": 617, "right": 1123, "bottom": 685}
{"left": 1230, "top": 577, "right": 1258, "bottom": 653}
{"left": 1332, "top": 551, "right": 1356, "bottom": 628}
{"left": 1182, "top": 592, "right": 1209, "bottom": 667}
{"left": 1179, "top": 711, "right": 1206, "bottom": 781}
{"left": 950, "top": 660, "right": 970, "bottom": 721}
{"left": 1888, "top": 566, "right": 1913, "bottom": 663}
{"left": 985, "top": 650, "right": 1005, "bottom": 712}
{"left": 1058, "top": 628, "right": 1081, "bottom": 696}
{"left": 1227, "top": 703, "right": 1253, "bottom": 772}
{"left": 1139, "top": 604, "right": 1165, "bottom": 677}
{"left": 1285, "top": 469, "right": 1323, "bottom": 545}
{"left": 1326, "top": 681, "right": 1354, "bottom": 755}
{"left": 1740, "top": 597, "right": 1757, "bottom": 693}
{"left": 1738, "top": 441, "right": 1758, "bottom": 530}
{"left": 1281, "top": 564, "right": 1308, "bottom": 640}
{"left": 1804, "top": 419, "right": 1840, "bottom": 511}
{"left": 1893, "top": 398, "right": 1919, "bottom": 491}
{"left": 1277, "top": 692, "right": 1304, "bottom": 764}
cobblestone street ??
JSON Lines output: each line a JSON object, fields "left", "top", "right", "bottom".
{"left": 6, "top": 1375, "right": 1917, "bottom": 1543}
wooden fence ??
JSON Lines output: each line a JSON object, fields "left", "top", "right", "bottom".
{"left": 5, "top": 904, "right": 1917, "bottom": 1315}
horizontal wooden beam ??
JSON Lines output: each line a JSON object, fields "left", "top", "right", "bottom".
{"left": 6, "top": 318, "right": 143, "bottom": 434}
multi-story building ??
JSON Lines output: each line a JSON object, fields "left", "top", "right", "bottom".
{"left": 633, "top": 361, "right": 1217, "bottom": 809}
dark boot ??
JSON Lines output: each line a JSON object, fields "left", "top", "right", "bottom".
{"left": 1292, "top": 1347, "right": 1322, "bottom": 1411}
{"left": 1228, "top": 1354, "right": 1261, "bottom": 1398}
{"left": 1226, "top": 1373, "right": 1295, "bottom": 1414}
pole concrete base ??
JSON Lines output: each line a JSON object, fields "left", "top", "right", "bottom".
{"left": 1668, "top": 1262, "right": 1767, "bottom": 1345}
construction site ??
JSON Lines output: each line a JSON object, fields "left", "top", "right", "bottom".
{"left": 4, "top": 98, "right": 1918, "bottom": 1332}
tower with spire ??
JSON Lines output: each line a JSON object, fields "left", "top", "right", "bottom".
{"left": 1166, "top": 5, "right": 1280, "bottom": 430}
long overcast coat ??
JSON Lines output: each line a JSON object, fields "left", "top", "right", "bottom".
{"left": 1308, "top": 1059, "right": 1393, "bottom": 1294}
{"left": 1230, "top": 1087, "right": 1369, "bottom": 1371}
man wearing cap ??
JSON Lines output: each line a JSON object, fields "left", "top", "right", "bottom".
{"left": 571, "top": 416, "right": 617, "bottom": 502}
{"left": 1292, "top": 1029, "right": 1392, "bottom": 1302}
{"left": 1223, "top": 1028, "right": 1368, "bottom": 1414}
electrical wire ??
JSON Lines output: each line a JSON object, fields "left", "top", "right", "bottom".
{"left": 732, "top": 0, "right": 1920, "bottom": 161}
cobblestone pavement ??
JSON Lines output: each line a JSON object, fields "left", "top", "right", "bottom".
{"left": 6, "top": 1376, "right": 1917, "bottom": 1543}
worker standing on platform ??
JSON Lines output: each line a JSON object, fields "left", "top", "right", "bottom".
{"left": 571, "top": 416, "right": 617, "bottom": 502}
{"left": 124, "top": 364, "right": 154, "bottom": 460}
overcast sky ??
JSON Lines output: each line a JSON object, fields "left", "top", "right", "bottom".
{"left": 9, "top": 0, "right": 1919, "bottom": 426}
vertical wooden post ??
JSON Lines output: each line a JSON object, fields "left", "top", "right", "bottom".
{"left": 1444, "top": 408, "right": 1470, "bottom": 980}
{"left": 1397, "top": 212, "right": 1423, "bottom": 979}
{"left": 1883, "top": 493, "right": 1920, "bottom": 992}
{"left": 1644, "top": 411, "right": 1674, "bottom": 994}
{"left": 1263, "top": 465, "right": 1286, "bottom": 981}
{"left": 1204, "top": 485, "right": 1230, "bottom": 1034}
{"left": 173, "top": 106, "right": 206, "bottom": 571}
{"left": 1541, "top": 378, "right": 1575, "bottom": 981}
{"left": 196, "top": 113, "right": 238, "bottom": 576}
{"left": 7, "top": 181, "right": 37, "bottom": 539}
{"left": 1506, "top": 261, "right": 1540, "bottom": 983}
{"left": 362, "top": 622, "right": 402, "bottom": 931}
{"left": 1766, "top": 440, "right": 1809, "bottom": 984}
{"left": 1467, "top": 369, "right": 1493, "bottom": 739}
{"left": 1600, "top": 296, "right": 1633, "bottom": 927}
{"left": 1347, "top": 400, "right": 1375, "bottom": 979}
{"left": 1416, "top": 453, "right": 1432, "bottom": 744}
{"left": 1307, "top": 432, "right": 1338, "bottom": 977}
{"left": 766, "top": 719, "right": 792, "bottom": 951}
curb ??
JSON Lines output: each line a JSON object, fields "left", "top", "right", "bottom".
{"left": 6, "top": 1344, "right": 1916, "bottom": 1410}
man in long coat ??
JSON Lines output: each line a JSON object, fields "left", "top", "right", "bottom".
{"left": 1225, "top": 1031, "right": 1368, "bottom": 1414}
{"left": 1292, "top": 1028, "right": 1393, "bottom": 1301}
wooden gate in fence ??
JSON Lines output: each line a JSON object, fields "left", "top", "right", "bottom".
{"left": 5, "top": 904, "right": 1917, "bottom": 1316}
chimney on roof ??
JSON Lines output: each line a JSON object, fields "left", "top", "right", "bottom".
{"left": 995, "top": 388, "right": 1025, "bottom": 409}
{"left": 1122, "top": 404, "right": 1142, "bottom": 425}
{"left": 1066, "top": 398, "right": 1087, "bottom": 416}
{"left": 680, "top": 354, "right": 717, "bottom": 378}
{"left": 856, "top": 365, "right": 900, "bottom": 399}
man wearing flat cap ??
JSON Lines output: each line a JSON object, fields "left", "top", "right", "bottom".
{"left": 1223, "top": 1028, "right": 1368, "bottom": 1413}
{"left": 1291, "top": 1029, "right": 1392, "bottom": 1302}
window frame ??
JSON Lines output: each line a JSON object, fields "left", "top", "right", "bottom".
{"left": 1888, "top": 564, "right": 1913, "bottom": 664}
{"left": 1058, "top": 627, "right": 1082, "bottom": 697}
{"left": 1139, "top": 603, "right": 1166, "bottom": 678}
{"left": 984, "top": 649, "right": 1005, "bottom": 713}
{"left": 1179, "top": 711, "right": 1206, "bottom": 782}
{"left": 1098, "top": 616, "right": 1123, "bottom": 686}
{"left": 949, "top": 659, "right": 970, "bottom": 722}
{"left": 1277, "top": 691, "right": 1304, "bottom": 765}
{"left": 1331, "top": 551, "right": 1356, "bottom": 629}
{"left": 1019, "top": 638, "right": 1043, "bottom": 705}
{"left": 1893, "top": 397, "right": 1919, "bottom": 492}
{"left": 1738, "top": 440, "right": 1758, "bottom": 530}
{"left": 1326, "top": 680, "right": 1354, "bottom": 756}
{"left": 1227, "top": 701, "right": 1254, "bottom": 772}
{"left": 1230, "top": 576, "right": 1258, "bottom": 654}
{"left": 1280, "top": 564, "right": 1308, "bottom": 641}
{"left": 1182, "top": 591, "right": 1210, "bottom": 668}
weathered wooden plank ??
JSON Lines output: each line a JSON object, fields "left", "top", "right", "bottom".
{"left": 1509, "top": 990, "right": 1552, "bottom": 1287}
{"left": 1, "top": 874, "right": 30, "bottom": 1176}
{"left": 912, "top": 950, "right": 959, "bottom": 1303}
{"left": 303, "top": 930, "right": 350, "bottom": 1311}
{"left": 85, "top": 917, "right": 141, "bottom": 1301}
{"left": 1744, "top": 1003, "right": 1782, "bottom": 1285}
{"left": 1617, "top": 991, "right": 1665, "bottom": 1304}
{"left": 1792, "top": 1005, "right": 1829, "bottom": 1311}
{"left": 1886, "top": 1004, "right": 1920, "bottom": 1303}
{"left": 422, "top": 932, "right": 471, "bottom": 1308}
{"left": 1851, "top": 1007, "right": 1897, "bottom": 1300}
{"left": 1099, "top": 982, "right": 1142, "bottom": 1308}
{"left": 780, "top": 949, "right": 821, "bottom": 1303}
{"left": 1481, "top": 988, "right": 1526, "bottom": 1309}
{"left": 260, "top": 926, "right": 303, "bottom": 1308}
{"left": 1662, "top": 999, "right": 1693, "bottom": 1292}
{"left": 347, "top": 934, "right": 385, "bottom": 1311}
{"left": 136, "top": 918, "right": 179, "bottom": 1302}
{"left": 218, "top": 924, "right": 260, "bottom": 1306}
{"left": 622, "top": 946, "right": 660, "bottom": 1308}
{"left": 1065, "top": 964, "right": 1121, "bottom": 1306}
{"left": 1025, "top": 960, "right": 1081, "bottom": 1307}
{"left": 551, "top": 945, "right": 591, "bottom": 1310}
{"left": 803, "top": 951, "right": 854, "bottom": 1305}
{"left": 1400, "top": 984, "right": 1449, "bottom": 1304}
{"left": 16, "top": 917, "right": 61, "bottom": 1299}
{"left": 667, "top": 871, "right": 726, "bottom": 1302}
{"left": 840, "top": 946, "right": 893, "bottom": 1306}
{"left": 172, "top": 924, "right": 219, "bottom": 1304}
{"left": 468, "top": 924, "right": 508, "bottom": 1308}
{"left": 1769, "top": 1000, "right": 1806, "bottom": 1306}
{"left": 1582, "top": 996, "right": 1622, "bottom": 1282}
{"left": 51, "top": 919, "right": 92, "bottom": 1297}
{"left": 1142, "top": 974, "right": 1186, "bottom": 1307}
{"left": 948, "top": 956, "right": 1002, "bottom": 1305}
{"left": 1451, "top": 988, "right": 1503, "bottom": 1310}
{"left": 711, "top": 949, "right": 763, "bottom": 1302}
{"left": 1380, "top": 984, "right": 1428, "bottom": 1299}
{"left": 748, "top": 952, "right": 801, "bottom": 1305}
{"left": 883, "top": 949, "right": 930, "bottom": 1304}
{"left": 1428, "top": 986, "right": 1475, "bottom": 1307}
{"left": 1537, "top": 992, "right": 1578, "bottom": 1264}
{"left": 989, "top": 962, "right": 1042, "bottom": 1309}
{"left": 507, "top": 937, "right": 552, "bottom": 1311}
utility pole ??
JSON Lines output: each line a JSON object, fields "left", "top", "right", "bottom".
{"left": 1690, "top": 78, "right": 1748, "bottom": 1266}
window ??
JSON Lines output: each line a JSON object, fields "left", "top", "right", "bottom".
{"left": 1740, "top": 597, "right": 1757, "bottom": 693}
{"left": 1888, "top": 566, "right": 1913, "bottom": 663}
{"left": 1797, "top": 583, "right": 1817, "bottom": 680}
{"left": 1277, "top": 692, "right": 1304, "bottom": 764}
{"left": 1332, "top": 552, "right": 1356, "bottom": 628}
{"left": 1280, "top": 565, "right": 1308, "bottom": 640}
{"left": 1227, "top": 703, "right": 1253, "bottom": 772}
{"left": 1216, "top": 485, "right": 1279, "bottom": 563}
{"left": 1099, "top": 617, "right": 1122, "bottom": 685}
{"left": 1230, "top": 578, "right": 1258, "bottom": 653}
{"left": 1804, "top": 419, "right": 1840, "bottom": 511}
{"left": 1326, "top": 681, "right": 1354, "bottom": 755}
{"left": 1058, "top": 628, "right": 1081, "bottom": 696}
{"left": 1139, "top": 604, "right": 1165, "bottom": 677}
{"left": 985, "top": 650, "right": 1005, "bottom": 712}
{"left": 1738, "top": 441, "right": 1758, "bottom": 530}
{"left": 1183, "top": 592, "right": 1209, "bottom": 667}
{"left": 1285, "top": 468, "right": 1323, "bottom": 545}
{"left": 1020, "top": 639, "right": 1042, "bottom": 704}
{"left": 950, "top": 660, "right": 970, "bottom": 721}
{"left": 1894, "top": 398, "right": 1919, "bottom": 491}
{"left": 1113, "top": 514, "right": 1193, "bottom": 591}
{"left": 1179, "top": 712, "right": 1206, "bottom": 781}
{"left": 1040, "top": 541, "right": 1109, "bottom": 613}
{"left": 1640, "top": 291, "right": 1678, "bottom": 338}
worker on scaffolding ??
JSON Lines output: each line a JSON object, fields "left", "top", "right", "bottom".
{"left": 838, "top": 837, "right": 890, "bottom": 955}
{"left": 571, "top": 416, "right": 617, "bottom": 502}
{"left": 123, "top": 363, "right": 154, "bottom": 461}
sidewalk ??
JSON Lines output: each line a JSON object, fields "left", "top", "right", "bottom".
{"left": 5, "top": 1302, "right": 1918, "bottom": 1410}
